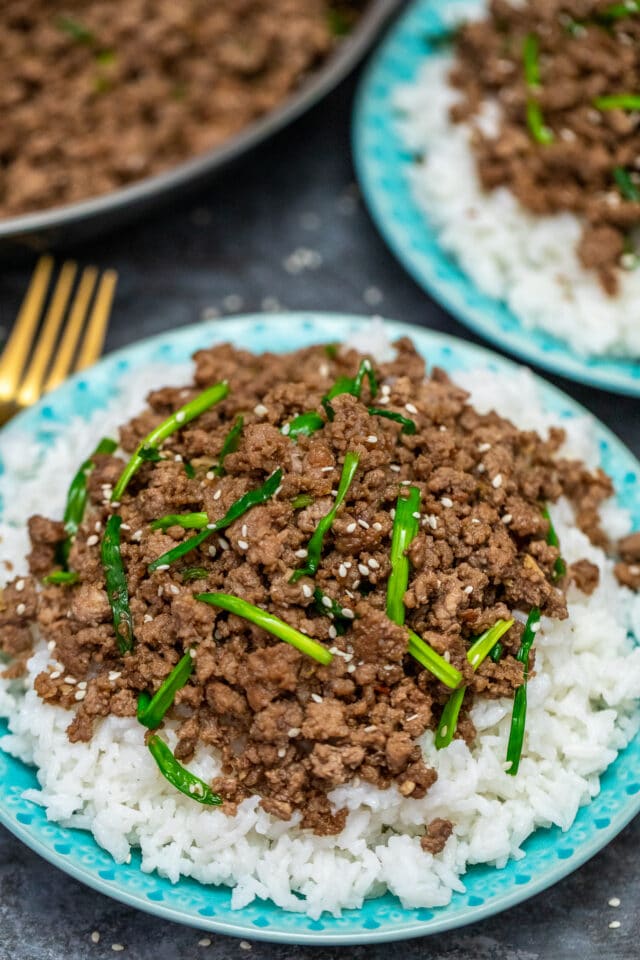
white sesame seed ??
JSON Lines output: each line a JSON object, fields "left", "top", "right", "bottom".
{"left": 341, "top": 607, "right": 355, "bottom": 619}
{"left": 443, "top": 651, "right": 451, "bottom": 663}
{"left": 358, "top": 564, "right": 369, "bottom": 576}
{"left": 426, "top": 514, "right": 438, "bottom": 530}
{"left": 328, "top": 625, "right": 337, "bottom": 639}
{"left": 237, "top": 539, "right": 249, "bottom": 550}
{"left": 277, "top": 747, "right": 286, "bottom": 758}
{"left": 241, "top": 524, "right": 248, "bottom": 537}
{"left": 464, "top": 585, "right": 474, "bottom": 595}
{"left": 281, "top": 423, "right": 291, "bottom": 436}
{"left": 176, "top": 411, "right": 185, "bottom": 423}
{"left": 376, "top": 396, "right": 390, "bottom": 405}
{"left": 295, "top": 548, "right": 308, "bottom": 558}
{"left": 368, "top": 558, "right": 379, "bottom": 570}
{"left": 344, "top": 561, "right": 352, "bottom": 569}
{"left": 50, "top": 671, "right": 61, "bottom": 679}
{"left": 74, "top": 690, "right": 86, "bottom": 701}
{"left": 218, "top": 537, "right": 229, "bottom": 550}
{"left": 346, "top": 522, "right": 357, "bottom": 533}
{"left": 15, "top": 579, "right": 24, "bottom": 592}
{"left": 239, "top": 942, "right": 252, "bottom": 952}
{"left": 288, "top": 727, "right": 300, "bottom": 738}
{"left": 471, "top": 518, "right": 481, "bottom": 524}
{"left": 94, "top": 520, "right": 103, "bottom": 532}
{"left": 111, "top": 944, "right": 125, "bottom": 952}
{"left": 502, "top": 514, "right": 513, "bottom": 524}
{"left": 169, "top": 584, "right": 180, "bottom": 595}
{"left": 198, "top": 938, "right": 212, "bottom": 947}
{"left": 478, "top": 442, "right": 492, "bottom": 452}
{"left": 254, "top": 403, "right": 268, "bottom": 417}
{"left": 492, "top": 474, "right": 503, "bottom": 489}
{"left": 389, "top": 464, "right": 401, "bottom": 473}
{"left": 206, "top": 471, "right": 214, "bottom": 480}
{"left": 405, "top": 403, "right": 418, "bottom": 414}
{"left": 213, "top": 488, "right": 222, "bottom": 500}
{"left": 338, "top": 564, "right": 347, "bottom": 578}
{"left": 331, "top": 489, "right": 338, "bottom": 496}
{"left": 108, "top": 671, "right": 121, "bottom": 681}
{"left": 47, "top": 640, "right": 56, "bottom": 651}
{"left": 208, "top": 545, "right": 217, "bottom": 556}
{"left": 157, "top": 586, "right": 163, "bottom": 596}
{"left": 322, "top": 596, "right": 332, "bottom": 608}
{"left": 609, "top": 897, "right": 621, "bottom": 907}
{"left": 91, "top": 931, "right": 100, "bottom": 944}
{"left": 347, "top": 663, "right": 356, "bottom": 673}
{"left": 412, "top": 511, "right": 421, "bottom": 520}
{"left": 477, "top": 464, "right": 486, "bottom": 474}
{"left": 405, "top": 714, "right": 418, "bottom": 722}
{"left": 311, "top": 693, "right": 323, "bottom": 703}
{"left": 321, "top": 465, "right": 334, "bottom": 472}
{"left": 609, "top": 921, "right": 621, "bottom": 929}
{"left": 364, "top": 725, "right": 377, "bottom": 733}
{"left": 77, "top": 681, "right": 87, "bottom": 690}
{"left": 439, "top": 425, "right": 447, "bottom": 432}
{"left": 64, "top": 676, "right": 77, "bottom": 685}
{"left": 358, "top": 519, "right": 370, "bottom": 529}
{"left": 381, "top": 384, "right": 391, "bottom": 395}
{"left": 132, "top": 529, "right": 143, "bottom": 541}
{"left": 86, "top": 534, "right": 99, "bottom": 546}
{"left": 531, "top": 621, "right": 541, "bottom": 633}
{"left": 441, "top": 497, "right": 453, "bottom": 508}
{"left": 366, "top": 435, "right": 378, "bottom": 444}
{"left": 373, "top": 522, "right": 382, "bottom": 531}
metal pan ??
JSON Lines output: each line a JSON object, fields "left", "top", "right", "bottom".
{"left": 0, "top": 0, "right": 400, "bottom": 256}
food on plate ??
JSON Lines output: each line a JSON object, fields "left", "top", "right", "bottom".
{"left": 1, "top": 332, "right": 639, "bottom": 916}
{"left": 0, "top": 0, "right": 365, "bottom": 218}
{"left": 395, "top": 0, "right": 640, "bottom": 356}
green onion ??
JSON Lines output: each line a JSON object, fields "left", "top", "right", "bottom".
{"left": 523, "top": 34, "right": 554, "bottom": 145}
{"left": 435, "top": 619, "right": 515, "bottom": 749}
{"left": 613, "top": 167, "right": 640, "bottom": 202}
{"left": 283, "top": 411, "right": 325, "bottom": 440}
{"left": 322, "top": 360, "right": 378, "bottom": 419}
{"left": 112, "top": 382, "right": 228, "bottom": 501}
{"left": 214, "top": 415, "right": 243, "bottom": 477}
{"left": 290, "top": 452, "right": 360, "bottom": 582}
{"left": 138, "top": 446, "right": 163, "bottom": 463}
{"left": 541, "top": 506, "right": 567, "bottom": 581}
{"left": 324, "top": 343, "right": 339, "bottom": 359}
{"left": 386, "top": 487, "right": 421, "bottom": 625}
{"left": 180, "top": 567, "right": 209, "bottom": 582}
{"left": 183, "top": 461, "right": 196, "bottom": 479}
{"left": 61, "top": 437, "right": 118, "bottom": 563}
{"left": 600, "top": 1, "right": 640, "bottom": 20}
{"left": 148, "top": 469, "right": 283, "bottom": 571}
{"left": 55, "top": 15, "right": 95, "bottom": 44}
{"left": 42, "top": 570, "right": 80, "bottom": 586}
{"left": 292, "top": 494, "right": 315, "bottom": 509}
{"left": 506, "top": 608, "right": 541, "bottom": 775}
{"left": 137, "top": 652, "right": 194, "bottom": 729}
{"left": 147, "top": 734, "right": 222, "bottom": 805}
{"left": 490, "top": 641, "right": 504, "bottom": 663}
{"left": 368, "top": 408, "right": 417, "bottom": 435}
{"left": 101, "top": 515, "right": 134, "bottom": 654}
{"left": 150, "top": 513, "right": 209, "bottom": 532}
{"left": 594, "top": 94, "right": 640, "bottom": 111}
{"left": 407, "top": 630, "right": 463, "bottom": 689}
{"left": 195, "top": 593, "right": 333, "bottom": 665}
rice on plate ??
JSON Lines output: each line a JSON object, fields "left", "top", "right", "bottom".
{"left": 394, "top": 0, "right": 640, "bottom": 359}
{"left": 1, "top": 325, "right": 640, "bottom": 920}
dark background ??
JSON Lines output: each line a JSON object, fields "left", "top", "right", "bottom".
{"left": 0, "top": 61, "right": 638, "bottom": 960}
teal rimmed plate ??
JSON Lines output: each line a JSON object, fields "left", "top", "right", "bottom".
{"left": 1, "top": 313, "right": 639, "bottom": 944}
{"left": 352, "top": 0, "right": 640, "bottom": 396}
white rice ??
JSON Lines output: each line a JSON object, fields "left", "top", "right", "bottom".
{"left": 1, "top": 335, "right": 639, "bottom": 918}
{"left": 394, "top": 4, "right": 640, "bottom": 358}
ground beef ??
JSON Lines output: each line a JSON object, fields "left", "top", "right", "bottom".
{"left": 449, "top": 0, "right": 640, "bottom": 292}
{"left": 0, "top": 1, "right": 366, "bottom": 218}
{"left": 0, "top": 338, "right": 622, "bottom": 837}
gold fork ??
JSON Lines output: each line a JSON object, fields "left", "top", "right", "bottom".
{"left": 0, "top": 256, "right": 117, "bottom": 427}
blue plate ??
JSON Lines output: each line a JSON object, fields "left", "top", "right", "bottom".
{"left": 353, "top": 0, "right": 640, "bottom": 396}
{"left": 1, "top": 313, "right": 639, "bottom": 945}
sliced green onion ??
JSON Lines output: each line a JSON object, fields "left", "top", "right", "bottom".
{"left": 147, "top": 734, "right": 222, "bottom": 805}
{"left": 292, "top": 493, "right": 315, "bottom": 510}
{"left": 180, "top": 567, "right": 209, "bottom": 582}
{"left": 386, "top": 487, "right": 421, "bottom": 626}
{"left": 436, "top": 619, "right": 515, "bottom": 749}
{"left": 112, "top": 381, "right": 228, "bottom": 501}
{"left": 600, "top": 0, "right": 640, "bottom": 18}
{"left": 42, "top": 570, "right": 80, "bottom": 586}
{"left": 150, "top": 513, "right": 209, "bottom": 532}
{"left": 368, "top": 408, "right": 417, "bottom": 435}
{"left": 324, "top": 343, "right": 339, "bottom": 359}
{"left": 594, "top": 94, "right": 640, "bottom": 111}
{"left": 148, "top": 469, "right": 283, "bottom": 571}
{"left": 183, "top": 461, "right": 196, "bottom": 479}
{"left": 490, "top": 641, "right": 504, "bottom": 663}
{"left": 613, "top": 167, "right": 640, "bottom": 202}
{"left": 214, "top": 415, "right": 243, "bottom": 476}
{"left": 523, "top": 33, "right": 541, "bottom": 87}
{"left": 101, "top": 515, "right": 134, "bottom": 654}
{"left": 137, "top": 652, "right": 194, "bottom": 729}
{"left": 407, "top": 630, "right": 463, "bottom": 689}
{"left": 322, "top": 360, "right": 378, "bottom": 419}
{"left": 290, "top": 452, "right": 360, "bottom": 582}
{"left": 541, "top": 506, "right": 567, "bottom": 581}
{"left": 506, "top": 608, "right": 541, "bottom": 776}
{"left": 195, "top": 593, "right": 333, "bottom": 665}
{"left": 61, "top": 437, "right": 118, "bottom": 563}
{"left": 283, "top": 411, "right": 325, "bottom": 440}
{"left": 523, "top": 34, "right": 554, "bottom": 144}
{"left": 138, "top": 446, "right": 163, "bottom": 463}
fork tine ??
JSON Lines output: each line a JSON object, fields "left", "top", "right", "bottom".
{"left": 44, "top": 266, "right": 98, "bottom": 394}
{"left": 15, "top": 261, "right": 78, "bottom": 408}
{"left": 74, "top": 269, "right": 117, "bottom": 373}
{"left": 0, "top": 256, "right": 54, "bottom": 403}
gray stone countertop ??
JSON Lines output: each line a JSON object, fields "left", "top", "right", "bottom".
{"left": 0, "top": 64, "right": 638, "bottom": 960}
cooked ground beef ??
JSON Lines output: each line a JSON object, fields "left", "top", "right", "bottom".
{"left": 0, "top": 0, "right": 364, "bottom": 218}
{"left": 449, "top": 0, "right": 640, "bottom": 293}
{"left": 0, "top": 338, "right": 624, "bottom": 837}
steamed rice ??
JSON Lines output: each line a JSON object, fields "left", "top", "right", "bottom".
{"left": 394, "top": 1, "right": 640, "bottom": 358}
{"left": 0, "top": 337, "right": 639, "bottom": 918}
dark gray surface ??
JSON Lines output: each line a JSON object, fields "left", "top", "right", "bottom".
{"left": 0, "top": 67, "right": 638, "bottom": 960}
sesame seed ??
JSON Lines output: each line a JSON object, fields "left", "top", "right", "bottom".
{"left": 405, "top": 403, "right": 418, "bottom": 414}
{"left": 331, "top": 489, "right": 338, "bottom": 496}
{"left": 74, "top": 690, "right": 86, "bottom": 701}
{"left": 346, "top": 522, "right": 357, "bottom": 533}
{"left": 254, "top": 403, "right": 268, "bottom": 417}
{"left": 47, "top": 640, "right": 56, "bottom": 651}
{"left": 471, "top": 518, "right": 481, "bottom": 524}
{"left": 492, "top": 474, "right": 503, "bottom": 489}
{"left": 50, "top": 671, "right": 61, "bottom": 679}
{"left": 94, "top": 521, "right": 102, "bottom": 532}
{"left": 464, "top": 585, "right": 474, "bottom": 595}
{"left": 412, "top": 511, "right": 421, "bottom": 520}
{"left": 364, "top": 725, "right": 377, "bottom": 733}
{"left": 321, "top": 465, "right": 334, "bottom": 472}
{"left": 237, "top": 540, "right": 249, "bottom": 550}
{"left": 281, "top": 423, "right": 291, "bottom": 436}
{"left": 241, "top": 524, "right": 248, "bottom": 537}
{"left": 389, "top": 464, "right": 401, "bottom": 473}
{"left": 239, "top": 942, "right": 252, "bottom": 952}
{"left": 169, "top": 584, "right": 180, "bottom": 595}
{"left": 443, "top": 651, "right": 451, "bottom": 663}
{"left": 405, "top": 714, "right": 418, "bottom": 722}
{"left": 376, "top": 396, "right": 390, "bottom": 405}
{"left": 441, "top": 497, "right": 453, "bottom": 508}
{"left": 328, "top": 625, "right": 337, "bottom": 639}
{"left": 311, "top": 693, "right": 323, "bottom": 703}
{"left": 64, "top": 676, "right": 77, "bottom": 685}
{"left": 277, "top": 748, "right": 286, "bottom": 758}
{"left": 87, "top": 534, "right": 99, "bottom": 547}
{"left": 344, "top": 561, "right": 352, "bottom": 569}
{"left": 198, "top": 938, "right": 212, "bottom": 947}
{"left": 15, "top": 579, "right": 24, "bottom": 592}
{"left": 439, "top": 425, "right": 447, "bottom": 432}
{"left": 368, "top": 558, "right": 379, "bottom": 570}
{"left": 341, "top": 607, "right": 355, "bottom": 619}
{"left": 218, "top": 537, "right": 229, "bottom": 550}
{"left": 288, "top": 727, "right": 300, "bottom": 737}
{"left": 295, "top": 548, "right": 308, "bottom": 558}
{"left": 91, "top": 931, "right": 100, "bottom": 944}
{"left": 77, "top": 681, "right": 87, "bottom": 690}
{"left": 609, "top": 921, "right": 621, "bottom": 929}
{"left": 206, "top": 470, "right": 215, "bottom": 481}
{"left": 347, "top": 663, "right": 356, "bottom": 673}
{"left": 373, "top": 522, "right": 382, "bottom": 531}
{"left": 338, "top": 564, "right": 347, "bottom": 578}
{"left": 300, "top": 584, "right": 313, "bottom": 600}
{"left": 366, "top": 435, "right": 378, "bottom": 444}
{"left": 609, "top": 897, "right": 621, "bottom": 907}
{"left": 157, "top": 586, "right": 163, "bottom": 596}
{"left": 381, "top": 384, "right": 391, "bottom": 395}
{"left": 478, "top": 442, "right": 492, "bottom": 452}
{"left": 358, "top": 564, "right": 369, "bottom": 576}
{"left": 531, "top": 622, "right": 541, "bottom": 633}
{"left": 322, "top": 596, "right": 332, "bottom": 608}
{"left": 213, "top": 489, "right": 222, "bottom": 500}
{"left": 477, "top": 464, "right": 486, "bottom": 474}
{"left": 111, "top": 944, "right": 125, "bottom": 952}
{"left": 176, "top": 411, "right": 185, "bottom": 423}
{"left": 358, "top": 519, "right": 370, "bottom": 529}
{"left": 108, "top": 671, "right": 121, "bottom": 681}
{"left": 132, "top": 529, "right": 142, "bottom": 541}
